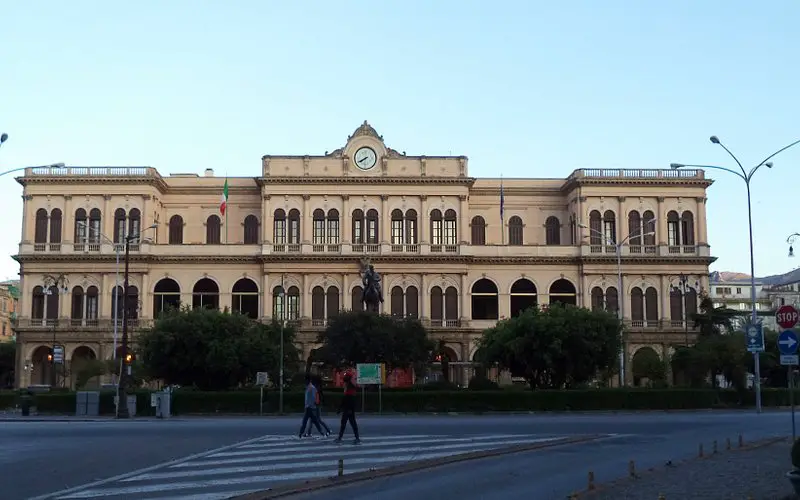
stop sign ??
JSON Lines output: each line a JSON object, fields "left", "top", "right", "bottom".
{"left": 776, "top": 305, "right": 800, "bottom": 329}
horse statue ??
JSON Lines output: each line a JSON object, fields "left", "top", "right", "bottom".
{"left": 360, "top": 259, "right": 384, "bottom": 313}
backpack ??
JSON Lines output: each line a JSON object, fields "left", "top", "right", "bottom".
{"left": 315, "top": 388, "right": 322, "bottom": 405}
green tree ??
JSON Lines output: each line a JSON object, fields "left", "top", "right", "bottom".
{"left": 0, "top": 341, "right": 15, "bottom": 388}
{"left": 315, "top": 311, "right": 434, "bottom": 370}
{"left": 476, "top": 304, "right": 622, "bottom": 389}
{"left": 691, "top": 293, "right": 740, "bottom": 338}
{"left": 136, "top": 307, "right": 300, "bottom": 390}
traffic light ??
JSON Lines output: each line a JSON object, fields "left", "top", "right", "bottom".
{"left": 124, "top": 353, "right": 134, "bottom": 365}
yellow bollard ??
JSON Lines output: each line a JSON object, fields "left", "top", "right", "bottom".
{"left": 698, "top": 443, "right": 704, "bottom": 457}
{"left": 713, "top": 440, "right": 718, "bottom": 454}
{"left": 338, "top": 458, "right": 344, "bottom": 477}
{"left": 726, "top": 437, "right": 731, "bottom": 450}
{"left": 588, "top": 471, "right": 595, "bottom": 490}
{"left": 628, "top": 460, "right": 636, "bottom": 477}
{"left": 739, "top": 434, "right": 744, "bottom": 447}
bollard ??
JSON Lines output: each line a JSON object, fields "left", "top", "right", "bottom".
{"left": 588, "top": 471, "right": 595, "bottom": 490}
{"left": 698, "top": 443, "right": 704, "bottom": 457}
{"left": 338, "top": 458, "right": 344, "bottom": 477}
{"left": 628, "top": 460, "right": 636, "bottom": 478}
{"left": 739, "top": 434, "right": 744, "bottom": 448}
{"left": 726, "top": 437, "right": 731, "bottom": 450}
{"left": 713, "top": 440, "right": 718, "bottom": 454}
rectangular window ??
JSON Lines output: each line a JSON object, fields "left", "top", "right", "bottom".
{"left": 273, "top": 295, "right": 284, "bottom": 320}
{"left": 287, "top": 295, "right": 300, "bottom": 320}
{"left": 443, "top": 220, "right": 457, "bottom": 245}
{"left": 89, "top": 220, "right": 101, "bottom": 243}
{"left": 602, "top": 221, "right": 616, "bottom": 244}
{"left": 274, "top": 220, "right": 286, "bottom": 244}
{"left": 288, "top": 219, "right": 300, "bottom": 244}
{"left": 115, "top": 220, "right": 126, "bottom": 243}
{"left": 667, "top": 221, "right": 680, "bottom": 245}
{"left": 86, "top": 295, "right": 98, "bottom": 319}
{"left": 353, "top": 220, "right": 363, "bottom": 244}
{"left": 327, "top": 219, "right": 339, "bottom": 244}
{"left": 391, "top": 220, "right": 403, "bottom": 245}
{"left": 313, "top": 219, "right": 325, "bottom": 245}
{"left": 367, "top": 219, "right": 378, "bottom": 244}
{"left": 431, "top": 220, "right": 442, "bottom": 245}
{"left": 405, "top": 219, "right": 417, "bottom": 244}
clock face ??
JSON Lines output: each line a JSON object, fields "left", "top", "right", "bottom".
{"left": 354, "top": 147, "right": 378, "bottom": 170}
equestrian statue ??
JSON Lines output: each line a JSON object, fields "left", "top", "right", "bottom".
{"left": 360, "top": 258, "right": 384, "bottom": 313}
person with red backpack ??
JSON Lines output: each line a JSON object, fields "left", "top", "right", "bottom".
{"left": 334, "top": 373, "right": 361, "bottom": 444}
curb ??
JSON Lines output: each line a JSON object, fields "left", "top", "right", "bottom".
{"left": 232, "top": 434, "right": 606, "bottom": 500}
{"left": 569, "top": 435, "right": 789, "bottom": 498}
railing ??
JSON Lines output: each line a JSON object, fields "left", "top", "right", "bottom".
{"left": 15, "top": 318, "right": 154, "bottom": 329}
{"left": 569, "top": 168, "right": 705, "bottom": 180}
{"left": 25, "top": 166, "right": 153, "bottom": 177}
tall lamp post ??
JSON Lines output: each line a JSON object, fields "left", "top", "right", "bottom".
{"left": 669, "top": 274, "right": 701, "bottom": 345}
{"left": 579, "top": 222, "right": 657, "bottom": 386}
{"left": 672, "top": 135, "right": 800, "bottom": 414}
{"left": 42, "top": 273, "right": 69, "bottom": 387}
{"left": 277, "top": 274, "right": 286, "bottom": 415}
{"left": 787, "top": 234, "right": 800, "bottom": 258}
{"left": 116, "top": 223, "right": 157, "bottom": 419}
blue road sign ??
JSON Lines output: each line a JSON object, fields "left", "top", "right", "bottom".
{"left": 778, "top": 330, "right": 799, "bottom": 355}
{"left": 746, "top": 323, "right": 765, "bottom": 353}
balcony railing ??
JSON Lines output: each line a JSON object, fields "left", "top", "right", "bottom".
{"left": 568, "top": 168, "right": 705, "bottom": 180}
{"left": 15, "top": 318, "right": 154, "bottom": 329}
{"left": 25, "top": 166, "right": 155, "bottom": 177}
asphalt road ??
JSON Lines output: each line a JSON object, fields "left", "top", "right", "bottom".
{"left": 1, "top": 411, "right": 793, "bottom": 500}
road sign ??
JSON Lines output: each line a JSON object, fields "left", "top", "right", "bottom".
{"left": 746, "top": 323, "right": 765, "bottom": 353}
{"left": 255, "top": 372, "right": 269, "bottom": 386}
{"left": 777, "top": 305, "right": 800, "bottom": 330}
{"left": 356, "top": 363, "right": 384, "bottom": 385}
{"left": 781, "top": 355, "right": 799, "bottom": 366}
{"left": 779, "top": 330, "right": 799, "bottom": 355}
{"left": 52, "top": 345, "right": 64, "bottom": 364}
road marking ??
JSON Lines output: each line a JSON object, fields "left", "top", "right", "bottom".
{"left": 45, "top": 434, "right": 581, "bottom": 500}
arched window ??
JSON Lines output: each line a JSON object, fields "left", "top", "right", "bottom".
{"left": 232, "top": 278, "right": 259, "bottom": 318}
{"left": 351, "top": 285, "right": 364, "bottom": 311}
{"left": 406, "top": 286, "right": 419, "bottom": 318}
{"left": 153, "top": 278, "right": 181, "bottom": 316}
{"left": 471, "top": 279, "right": 498, "bottom": 320}
{"left": 391, "top": 286, "right": 404, "bottom": 316}
{"left": 327, "top": 209, "right": 340, "bottom": 244}
{"left": 88, "top": 208, "right": 101, "bottom": 243}
{"left": 508, "top": 216, "right": 523, "bottom": 245}
{"left": 510, "top": 279, "right": 537, "bottom": 317}
{"left": 128, "top": 208, "right": 141, "bottom": 239}
{"left": 49, "top": 209, "right": 62, "bottom": 244}
{"left": 549, "top": 279, "right": 576, "bottom": 306}
{"left": 589, "top": 210, "right": 602, "bottom": 246}
{"left": 313, "top": 209, "right": 326, "bottom": 245}
{"left": 326, "top": 286, "right": 339, "bottom": 319}
{"left": 351, "top": 209, "right": 364, "bottom": 244}
{"left": 273, "top": 285, "right": 300, "bottom": 321}
{"left": 86, "top": 286, "right": 99, "bottom": 323}
{"left": 74, "top": 208, "right": 87, "bottom": 243}
{"left": 169, "top": 215, "right": 184, "bottom": 244}
{"left": 681, "top": 211, "right": 695, "bottom": 246}
{"left": 642, "top": 211, "right": 656, "bottom": 249}
{"left": 31, "top": 286, "right": 45, "bottom": 320}
{"left": 444, "top": 286, "right": 458, "bottom": 323}
{"left": 113, "top": 208, "right": 127, "bottom": 243}
{"left": 287, "top": 209, "right": 301, "bottom": 244}
{"left": 71, "top": 286, "right": 84, "bottom": 324}
{"left": 34, "top": 209, "right": 48, "bottom": 244}
{"left": 630, "top": 287, "right": 645, "bottom": 325}
{"left": 391, "top": 210, "right": 404, "bottom": 246}
{"left": 628, "top": 211, "right": 642, "bottom": 249}
{"left": 430, "top": 286, "right": 443, "bottom": 325}
{"left": 667, "top": 210, "right": 680, "bottom": 247}
{"left": 471, "top": 216, "right": 486, "bottom": 245}
{"left": 366, "top": 209, "right": 379, "bottom": 244}
{"left": 45, "top": 285, "right": 59, "bottom": 322}
{"left": 404, "top": 209, "right": 418, "bottom": 245}
{"left": 273, "top": 209, "right": 286, "bottom": 244}
{"left": 670, "top": 288, "right": 683, "bottom": 324}
{"left": 192, "top": 278, "right": 219, "bottom": 310}
{"left": 685, "top": 287, "right": 698, "bottom": 320}
{"left": 444, "top": 209, "right": 457, "bottom": 245}
{"left": 545, "top": 216, "right": 560, "bottom": 245}
{"left": 312, "top": 286, "right": 325, "bottom": 324}
{"left": 591, "top": 286, "right": 605, "bottom": 311}
{"left": 243, "top": 215, "right": 260, "bottom": 244}
{"left": 128, "top": 286, "right": 140, "bottom": 319}
{"left": 206, "top": 215, "right": 221, "bottom": 244}
{"left": 430, "top": 210, "right": 443, "bottom": 246}
{"left": 602, "top": 210, "right": 616, "bottom": 245}
{"left": 112, "top": 285, "right": 125, "bottom": 323}
{"left": 645, "top": 287, "right": 659, "bottom": 324}
{"left": 605, "top": 286, "right": 618, "bottom": 314}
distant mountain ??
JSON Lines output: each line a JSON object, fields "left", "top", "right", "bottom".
{"left": 710, "top": 269, "right": 800, "bottom": 286}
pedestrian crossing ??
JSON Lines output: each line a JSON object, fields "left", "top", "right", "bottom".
{"left": 48, "top": 433, "right": 571, "bottom": 500}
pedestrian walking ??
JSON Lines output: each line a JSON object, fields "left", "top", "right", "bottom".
{"left": 298, "top": 375, "right": 325, "bottom": 438}
{"left": 335, "top": 373, "right": 361, "bottom": 444}
{"left": 303, "top": 376, "right": 331, "bottom": 437}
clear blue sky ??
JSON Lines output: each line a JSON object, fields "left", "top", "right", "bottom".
{"left": 1, "top": 0, "right": 798, "bottom": 282}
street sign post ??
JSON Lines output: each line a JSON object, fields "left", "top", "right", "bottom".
{"left": 53, "top": 345, "right": 64, "bottom": 364}
{"left": 777, "top": 305, "right": 800, "bottom": 330}
{"left": 777, "top": 330, "right": 799, "bottom": 440}
{"left": 256, "top": 372, "right": 269, "bottom": 415}
{"left": 746, "top": 323, "right": 765, "bottom": 353}
{"left": 356, "top": 363, "right": 385, "bottom": 414}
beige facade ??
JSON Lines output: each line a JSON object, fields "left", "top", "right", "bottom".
{"left": 13, "top": 121, "right": 715, "bottom": 388}
{"left": 0, "top": 280, "right": 19, "bottom": 342}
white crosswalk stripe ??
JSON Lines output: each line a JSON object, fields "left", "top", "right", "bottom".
{"left": 51, "top": 433, "right": 567, "bottom": 500}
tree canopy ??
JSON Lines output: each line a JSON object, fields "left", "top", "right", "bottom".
{"left": 314, "top": 311, "right": 434, "bottom": 370}
{"left": 136, "top": 307, "right": 301, "bottom": 390}
{"left": 0, "top": 341, "right": 15, "bottom": 389}
{"left": 476, "top": 304, "right": 622, "bottom": 389}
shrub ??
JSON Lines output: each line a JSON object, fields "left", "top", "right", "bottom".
{"left": 468, "top": 376, "right": 500, "bottom": 391}
{"left": 792, "top": 439, "right": 800, "bottom": 469}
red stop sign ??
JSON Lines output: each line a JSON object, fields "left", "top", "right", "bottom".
{"left": 776, "top": 305, "right": 800, "bottom": 329}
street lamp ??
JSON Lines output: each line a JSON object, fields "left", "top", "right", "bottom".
{"left": 116, "top": 223, "right": 157, "bottom": 419}
{"left": 0, "top": 133, "right": 8, "bottom": 148}
{"left": 787, "top": 233, "right": 800, "bottom": 258}
{"left": 42, "top": 273, "right": 69, "bottom": 387}
{"left": 672, "top": 135, "right": 800, "bottom": 414}
{"left": 0, "top": 162, "right": 65, "bottom": 178}
{"left": 277, "top": 274, "right": 286, "bottom": 415}
{"left": 670, "top": 274, "right": 701, "bottom": 346}
{"left": 579, "top": 222, "right": 657, "bottom": 386}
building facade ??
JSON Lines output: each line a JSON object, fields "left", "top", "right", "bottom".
{"left": 0, "top": 280, "right": 19, "bottom": 342}
{"left": 13, "top": 122, "right": 715, "bottom": 388}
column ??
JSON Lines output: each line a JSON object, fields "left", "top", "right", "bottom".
{"left": 695, "top": 197, "right": 707, "bottom": 245}
{"left": 420, "top": 273, "right": 428, "bottom": 319}
{"left": 380, "top": 195, "right": 389, "bottom": 243}
{"left": 657, "top": 197, "right": 667, "bottom": 245}
{"left": 64, "top": 195, "right": 73, "bottom": 244}
{"left": 341, "top": 273, "right": 348, "bottom": 311}
{"left": 102, "top": 274, "right": 111, "bottom": 317}
{"left": 342, "top": 196, "right": 350, "bottom": 243}
{"left": 20, "top": 195, "right": 32, "bottom": 243}
{"left": 302, "top": 273, "right": 310, "bottom": 319}
{"left": 420, "top": 195, "right": 429, "bottom": 243}
{"left": 459, "top": 195, "right": 469, "bottom": 244}
{"left": 103, "top": 195, "right": 112, "bottom": 237}
{"left": 302, "top": 195, "right": 311, "bottom": 243}
{"left": 141, "top": 195, "right": 150, "bottom": 229}
{"left": 141, "top": 273, "right": 150, "bottom": 319}
{"left": 659, "top": 275, "right": 669, "bottom": 322}
{"left": 460, "top": 273, "right": 469, "bottom": 321}
{"left": 262, "top": 195, "right": 272, "bottom": 244}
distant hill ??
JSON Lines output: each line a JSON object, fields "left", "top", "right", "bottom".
{"left": 710, "top": 269, "right": 800, "bottom": 286}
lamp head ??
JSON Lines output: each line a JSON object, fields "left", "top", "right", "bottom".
{"left": 790, "top": 245, "right": 795, "bottom": 258}
{"left": 51, "top": 163, "right": 66, "bottom": 168}
{"left": 670, "top": 163, "right": 683, "bottom": 170}
{"left": 709, "top": 136, "right": 720, "bottom": 144}
{"left": 766, "top": 161, "right": 774, "bottom": 168}
{"left": 147, "top": 223, "right": 158, "bottom": 230}
{"left": 0, "top": 133, "right": 7, "bottom": 144}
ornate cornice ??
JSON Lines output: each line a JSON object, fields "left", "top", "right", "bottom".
{"left": 255, "top": 177, "right": 475, "bottom": 186}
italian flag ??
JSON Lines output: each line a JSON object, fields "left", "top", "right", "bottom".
{"left": 220, "top": 178, "right": 229, "bottom": 215}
